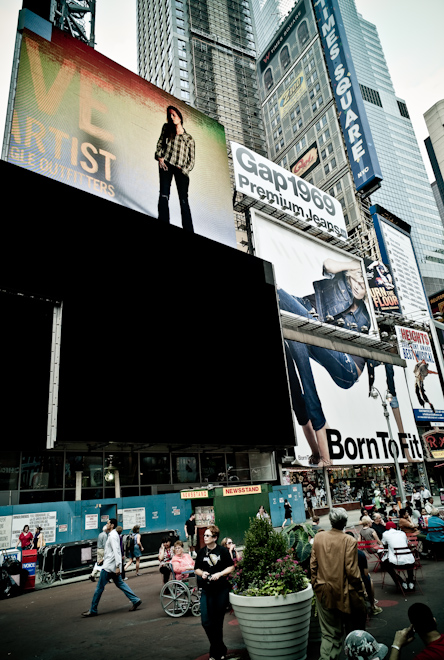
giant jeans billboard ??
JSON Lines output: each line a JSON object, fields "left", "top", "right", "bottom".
{"left": 251, "top": 210, "right": 422, "bottom": 467}
{"left": 6, "top": 27, "right": 236, "bottom": 247}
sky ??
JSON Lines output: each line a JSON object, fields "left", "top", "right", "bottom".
{"left": 0, "top": 0, "right": 443, "bottom": 180}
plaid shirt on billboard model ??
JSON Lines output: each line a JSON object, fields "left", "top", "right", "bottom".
{"left": 155, "top": 124, "right": 195, "bottom": 176}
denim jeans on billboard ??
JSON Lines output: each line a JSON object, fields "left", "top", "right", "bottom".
{"left": 90, "top": 568, "right": 139, "bottom": 613}
{"left": 278, "top": 288, "right": 360, "bottom": 431}
{"left": 158, "top": 164, "right": 194, "bottom": 232}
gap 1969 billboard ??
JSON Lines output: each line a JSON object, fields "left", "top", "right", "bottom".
{"left": 251, "top": 209, "right": 422, "bottom": 467}
{"left": 6, "top": 25, "right": 236, "bottom": 247}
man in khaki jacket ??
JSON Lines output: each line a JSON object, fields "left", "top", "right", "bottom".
{"left": 310, "top": 507, "right": 366, "bottom": 659}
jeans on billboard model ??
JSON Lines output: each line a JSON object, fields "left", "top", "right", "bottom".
{"left": 279, "top": 259, "right": 414, "bottom": 467}
{"left": 155, "top": 106, "right": 195, "bottom": 232}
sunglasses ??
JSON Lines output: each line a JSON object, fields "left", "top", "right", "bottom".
{"left": 203, "top": 533, "right": 214, "bottom": 538}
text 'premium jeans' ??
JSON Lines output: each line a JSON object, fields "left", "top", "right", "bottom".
{"left": 279, "top": 288, "right": 360, "bottom": 431}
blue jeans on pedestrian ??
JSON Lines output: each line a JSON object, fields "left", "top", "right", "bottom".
{"left": 90, "top": 569, "right": 139, "bottom": 613}
{"left": 278, "top": 288, "right": 360, "bottom": 431}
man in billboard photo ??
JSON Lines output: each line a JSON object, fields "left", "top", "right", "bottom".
{"left": 155, "top": 106, "right": 195, "bottom": 232}
{"left": 279, "top": 257, "right": 371, "bottom": 468}
{"left": 411, "top": 347, "right": 438, "bottom": 414}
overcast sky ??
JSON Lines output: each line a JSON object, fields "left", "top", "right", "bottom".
{"left": 1, "top": 0, "right": 443, "bottom": 180}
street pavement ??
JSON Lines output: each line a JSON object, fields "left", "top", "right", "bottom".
{"left": 1, "top": 503, "right": 443, "bottom": 660}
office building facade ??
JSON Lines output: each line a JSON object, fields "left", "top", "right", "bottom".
{"left": 256, "top": 0, "right": 377, "bottom": 256}
{"left": 424, "top": 100, "right": 444, "bottom": 227}
{"left": 255, "top": 0, "right": 444, "bottom": 294}
{"left": 250, "top": 0, "right": 295, "bottom": 55}
{"left": 336, "top": 0, "right": 444, "bottom": 296}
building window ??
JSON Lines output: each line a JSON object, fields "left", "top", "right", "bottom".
{"left": 280, "top": 45, "right": 291, "bottom": 70}
{"left": 181, "top": 90, "right": 190, "bottom": 100}
{"left": 397, "top": 100, "right": 410, "bottom": 119}
{"left": 264, "top": 68, "right": 274, "bottom": 91}
{"left": 312, "top": 96, "right": 323, "bottom": 112}
{"left": 315, "top": 114, "right": 328, "bottom": 132}
{"left": 359, "top": 84, "right": 382, "bottom": 107}
{"left": 298, "top": 20, "right": 309, "bottom": 46}
{"left": 324, "top": 157, "right": 337, "bottom": 175}
{"left": 321, "top": 143, "right": 334, "bottom": 159}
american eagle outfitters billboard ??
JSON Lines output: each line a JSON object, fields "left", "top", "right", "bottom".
{"left": 6, "top": 26, "right": 236, "bottom": 247}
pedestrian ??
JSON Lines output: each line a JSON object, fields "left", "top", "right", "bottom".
{"left": 81, "top": 518, "right": 142, "bottom": 617}
{"left": 16, "top": 525, "right": 33, "bottom": 550}
{"left": 256, "top": 505, "right": 270, "bottom": 521}
{"left": 282, "top": 499, "right": 293, "bottom": 528}
{"left": 33, "top": 526, "right": 45, "bottom": 550}
{"left": 194, "top": 525, "right": 235, "bottom": 660}
{"left": 221, "top": 537, "right": 240, "bottom": 562}
{"left": 345, "top": 532, "right": 382, "bottom": 617}
{"left": 184, "top": 512, "right": 197, "bottom": 558}
{"left": 372, "top": 512, "right": 387, "bottom": 540}
{"left": 420, "top": 485, "right": 431, "bottom": 504}
{"left": 90, "top": 524, "right": 108, "bottom": 582}
{"left": 116, "top": 526, "right": 127, "bottom": 580}
{"left": 124, "top": 525, "right": 144, "bottom": 576}
{"left": 171, "top": 540, "right": 195, "bottom": 580}
{"left": 311, "top": 507, "right": 367, "bottom": 659}
{"left": 390, "top": 602, "right": 444, "bottom": 659}
{"left": 412, "top": 487, "right": 422, "bottom": 511}
{"left": 311, "top": 515, "right": 321, "bottom": 532}
{"left": 424, "top": 497, "right": 435, "bottom": 515}
{"left": 381, "top": 521, "right": 415, "bottom": 591}
{"left": 158, "top": 536, "right": 173, "bottom": 585}
{"left": 344, "top": 630, "right": 388, "bottom": 659}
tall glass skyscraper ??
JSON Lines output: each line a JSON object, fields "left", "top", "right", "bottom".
{"left": 336, "top": 0, "right": 444, "bottom": 296}
{"left": 253, "top": 0, "right": 444, "bottom": 295}
{"left": 250, "top": 0, "right": 296, "bottom": 55}
{"left": 137, "top": 0, "right": 266, "bottom": 158}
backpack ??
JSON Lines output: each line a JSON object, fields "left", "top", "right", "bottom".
{"left": 125, "top": 534, "right": 135, "bottom": 554}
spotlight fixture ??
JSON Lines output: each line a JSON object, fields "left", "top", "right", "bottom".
{"left": 336, "top": 318, "right": 345, "bottom": 327}
{"left": 381, "top": 331, "right": 389, "bottom": 339}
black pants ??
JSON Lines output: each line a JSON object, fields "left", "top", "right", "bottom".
{"left": 158, "top": 164, "right": 193, "bottom": 232}
{"left": 384, "top": 560, "right": 414, "bottom": 586}
{"left": 200, "top": 586, "right": 230, "bottom": 660}
{"left": 159, "top": 565, "right": 171, "bottom": 584}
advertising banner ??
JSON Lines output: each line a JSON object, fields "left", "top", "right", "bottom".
{"left": 251, "top": 210, "right": 422, "bottom": 467}
{"left": 313, "top": 0, "right": 383, "bottom": 194}
{"left": 7, "top": 27, "right": 235, "bottom": 247}
{"left": 11, "top": 511, "right": 57, "bottom": 546}
{"left": 423, "top": 430, "right": 444, "bottom": 460}
{"left": 429, "top": 289, "right": 444, "bottom": 318}
{"left": 232, "top": 141, "right": 347, "bottom": 240}
{"left": 278, "top": 67, "right": 307, "bottom": 120}
{"left": 290, "top": 142, "right": 320, "bottom": 179}
{"left": 395, "top": 326, "right": 444, "bottom": 423}
{"left": 372, "top": 211, "right": 429, "bottom": 321}
{"left": 364, "top": 258, "right": 400, "bottom": 314}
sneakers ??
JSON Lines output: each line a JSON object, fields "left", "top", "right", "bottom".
{"left": 89, "top": 575, "right": 96, "bottom": 582}
{"left": 372, "top": 605, "right": 383, "bottom": 615}
{"left": 408, "top": 582, "right": 415, "bottom": 590}
{"left": 81, "top": 611, "right": 98, "bottom": 617}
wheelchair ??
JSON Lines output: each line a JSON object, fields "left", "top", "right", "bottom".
{"left": 160, "top": 564, "right": 201, "bottom": 618}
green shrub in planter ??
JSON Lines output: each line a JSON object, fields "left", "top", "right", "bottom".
{"left": 230, "top": 517, "right": 309, "bottom": 597}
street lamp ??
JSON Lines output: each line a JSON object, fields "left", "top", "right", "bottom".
{"left": 370, "top": 386, "right": 406, "bottom": 505}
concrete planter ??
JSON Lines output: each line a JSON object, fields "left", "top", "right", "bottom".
{"left": 229, "top": 584, "right": 313, "bottom": 660}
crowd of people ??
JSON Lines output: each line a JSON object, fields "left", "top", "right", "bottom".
{"left": 76, "top": 493, "right": 443, "bottom": 660}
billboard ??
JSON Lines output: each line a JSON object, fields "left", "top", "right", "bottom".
{"left": 395, "top": 326, "right": 444, "bottom": 424}
{"left": 429, "top": 289, "right": 444, "bottom": 318}
{"left": 290, "top": 142, "right": 321, "bottom": 179}
{"left": 6, "top": 26, "right": 236, "bottom": 247}
{"left": 251, "top": 210, "right": 422, "bottom": 467}
{"left": 231, "top": 141, "right": 347, "bottom": 240}
{"left": 257, "top": 0, "right": 316, "bottom": 101}
{"left": 364, "top": 258, "right": 400, "bottom": 314}
{"left": 372, "top": 211, "right": 430, "bottom": 320}
{"left": 313, "top": 0, "right": 383, "bottom": 195}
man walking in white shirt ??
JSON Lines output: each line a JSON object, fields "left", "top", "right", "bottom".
{"left": 82, "top": 518, "right": 142, "bottom": 617}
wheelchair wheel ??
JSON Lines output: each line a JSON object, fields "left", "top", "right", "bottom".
{"left": 191, "top": 598, "right": 201, "bottom": 617}
{"left": 160, "top": 580, "right": 191, "bottom": 617}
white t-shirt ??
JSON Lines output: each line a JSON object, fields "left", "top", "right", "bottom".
{"left": 381, "top": 529, "right": 414, "bottom": 566}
